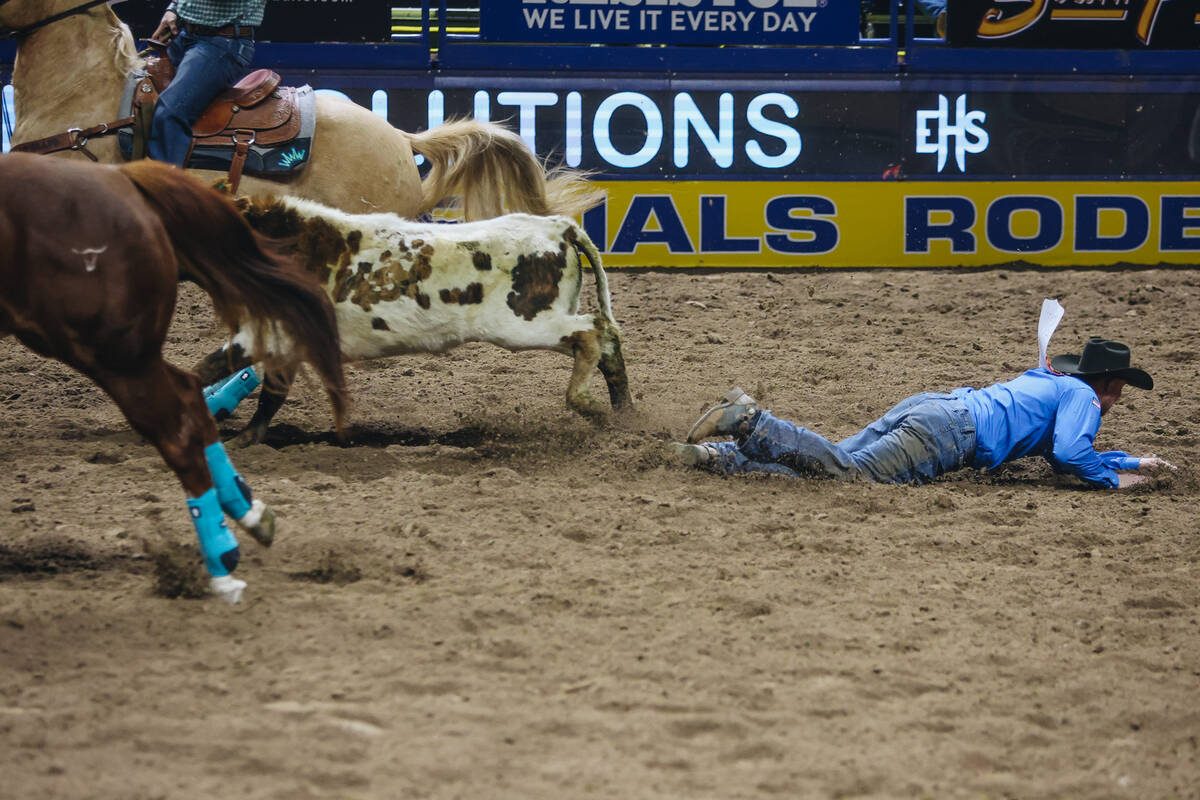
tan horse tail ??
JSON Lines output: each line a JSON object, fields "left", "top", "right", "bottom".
{"left": 118, "top": 160, "right": 349, "bottom": 435}
{"left": 405, "top": 119, "right": 607, "bottom": 221}
{"left": 570, "top": 220, "right": 616, "bottom": 327}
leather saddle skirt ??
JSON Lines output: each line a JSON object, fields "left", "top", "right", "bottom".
{"left": 119, "top": 54, "right": 315, "bottom": 175}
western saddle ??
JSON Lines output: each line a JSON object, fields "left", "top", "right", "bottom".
{"left": 11, "top": 45, "right": 303, "bottom": 193}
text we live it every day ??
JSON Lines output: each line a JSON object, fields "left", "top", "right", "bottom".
{"left": 521, "top": 6, "right": 821, "bottom": 33}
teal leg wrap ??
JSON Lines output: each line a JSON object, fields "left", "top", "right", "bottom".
{"left": 187, "top": 489, "right": 240, "bottom": 577}
{"left": 204, "top": 441, "right": 253, "bottom": 520}
{"left": 203, "top": 367, "right": 260, "bottom": 419}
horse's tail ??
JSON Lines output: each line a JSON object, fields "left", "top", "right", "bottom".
{"left": 118, "top": 160, "right": 348, "bottom": 434}
{"left": 570, "top": 220, "right": 616, "bottom": 328}
{"left": 405, "top": 119, "right": 607, "bottom": 221}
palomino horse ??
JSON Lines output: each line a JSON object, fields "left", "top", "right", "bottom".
{"left": 0, "top": 153, "right": 348, "bottom": 603}
{"left": 0, "top": 0, "right": 604, "bottom": 220}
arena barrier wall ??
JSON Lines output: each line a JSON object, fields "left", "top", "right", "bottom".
{"left": 223, "top": 75, "right": 1200, "bottom": 269}
{"left": 3, "top": 0, "right": 1198, "bottom": 269}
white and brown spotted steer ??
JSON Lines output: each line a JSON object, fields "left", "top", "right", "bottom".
{"left": 195, "top": 195, "right": 632, "bottom": 444}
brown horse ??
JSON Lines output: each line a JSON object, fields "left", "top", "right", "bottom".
{"left": 0, "top": 0, "right": 604, "bottom": 220}
{"left": 0, "top": 152, "right": 347, "bottom": 603}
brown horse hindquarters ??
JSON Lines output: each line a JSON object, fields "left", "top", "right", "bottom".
{"left": 0, "top": 155, "right": 347, "bottom": 602}
{"left": 0, "top": 156, "right": 180, "bottom": 378}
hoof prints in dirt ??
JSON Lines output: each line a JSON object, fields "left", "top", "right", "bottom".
{"left": 142, "top": 538, "right": 209, "bottom": 599}
{"left": 246, "top": 422, "right": 597, "bottom": 465}
{"left": 0, "top": 539, "right": 135, "bottom": 577}
{"left": 288, "top": 549, "right": 364, "bottom": 586}
{"left": 249, "top": 423, "right": 493, "bottom": 450}
{"left": 287, "top": 549, "right": 430, "bottom": 586}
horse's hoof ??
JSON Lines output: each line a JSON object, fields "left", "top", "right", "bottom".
{"left": 210, "top": 575, "right": 247, "bottom": 604}
{"left": 245, "top": 503, "right": 276, "bottom": 548}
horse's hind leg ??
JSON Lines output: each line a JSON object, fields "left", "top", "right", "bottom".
{"left": 194, "top": 342, "right": 251, "bottom": 386}
{"left": 98, "top": 360, "right": 243, "bottom": 599}
{"left": 203, "top": 439, "right": 276, "bottom": 547}
{"left": 197, "top": 342, "right": 261, "bottom": 424}
{"left": 98, "top": 359, "right": 272, "bottom": 601}
{"left": 99, "top": 361, "right": 218, "bottom": 498}
{"left": 204, "top": 366, "right": 262, "bottom": 420}
{"left": 598, "top": 321, "right": 633, "bottom": 412}
{"left": 231, "top": 364, "right": 297, "bottom": 449}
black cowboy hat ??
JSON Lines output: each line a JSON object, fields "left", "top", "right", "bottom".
{"left": 1050, "top": 337, "right": 1153, "bottom": 390}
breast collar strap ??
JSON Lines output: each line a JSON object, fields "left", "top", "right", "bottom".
{"left": 0, "top": 0, "right": 114, "bottom": 41}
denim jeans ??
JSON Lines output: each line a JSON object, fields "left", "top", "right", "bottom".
{"left": 704, "top": 392, "right": 977, "bottom": 485}
{"left": 148, "top": 30, "right": 255, "bottom": 166}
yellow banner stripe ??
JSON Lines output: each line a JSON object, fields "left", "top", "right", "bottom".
{"left": 588, "top": 180, "right": 1200, "bottom": 269}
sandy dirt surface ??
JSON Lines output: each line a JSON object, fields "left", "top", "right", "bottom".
{"left": 1, "top": 265, "right": 1198, "bottom": 799}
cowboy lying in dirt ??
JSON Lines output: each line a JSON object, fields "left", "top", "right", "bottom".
{"left": 672, "top": 335, "right": 1176, "bottom": 489}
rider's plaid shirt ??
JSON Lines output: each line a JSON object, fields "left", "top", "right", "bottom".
{"left": 166, "top": 0, "right": 267, "bottom": 27}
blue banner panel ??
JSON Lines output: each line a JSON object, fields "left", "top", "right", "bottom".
{"left": 946, "top": 0, "right": 1200, "bottom": 49}
{"left": 318, "top": 82, "right": 1200, "bottom": 181}
{"left": 479, "top": 0, "right": 861, "bottom": 46}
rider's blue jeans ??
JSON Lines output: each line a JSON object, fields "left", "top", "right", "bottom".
{"left": 148, "top": 29, "right": 254, "bottom": 166}
{"left": 704, "top": 393, "right": 977, "bottom": 485}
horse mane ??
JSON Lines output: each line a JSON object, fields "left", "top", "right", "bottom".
{"left": 102, "top": 5, "right": 142, "bottom": 76}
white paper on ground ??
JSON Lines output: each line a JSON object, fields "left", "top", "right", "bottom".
{"left": 1037, "top": 298, "right": 1065, "bottom": 370}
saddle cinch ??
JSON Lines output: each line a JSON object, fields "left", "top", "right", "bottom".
{"left": 13, "top": 46, "right": 314, "bottom": 193}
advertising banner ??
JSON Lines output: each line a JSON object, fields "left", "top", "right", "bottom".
{"left": 946, "top": 0, "right": 1200, "bottom": 49}
{"left": 480, "top": 0, "right": 861, "bottom": 46}
{"left": 584, "top": 180, "right": 1200, "bottom": 268}
{"left": 348, "top": 85, "right": 1200, "bottom": 180}
{"left": 4, "top": 72, "right": 1199, "bottom": 268}
{"left": 112, "top": 0, "right": 394, "bottom": 43}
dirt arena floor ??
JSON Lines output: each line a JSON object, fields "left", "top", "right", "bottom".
{"left": 1, "top": 265, "right": 1198, "bottom": 799}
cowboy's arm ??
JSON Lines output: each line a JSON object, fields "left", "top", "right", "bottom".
{"left": 152, "top": 4, "right": 180, "bottom": 42}
{"left": 1098, "top": 450, "right": 1140, "bottom": 471}
{"left": 1049, "top": 391, "right": 1120, "bottom": 488}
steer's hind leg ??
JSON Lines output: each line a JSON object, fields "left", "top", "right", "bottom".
{"left": 564, "top": 329, "right": 607, "bottom": 422}
{"left": 597, "top": 321, "right": 632, "bottom": 412}
{"left": 231, "top": 364, "right": 298, "bottom": 448}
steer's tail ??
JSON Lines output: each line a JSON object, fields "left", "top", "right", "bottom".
{"left": 570, "top": 221, "right": 616, "bottom": 327}
{"left": 568, "top": 219, "right": 631, "bottom": 411}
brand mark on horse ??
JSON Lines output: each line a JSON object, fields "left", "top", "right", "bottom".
{"left": 71, "top": 245, "right": 108, "bottom": 272}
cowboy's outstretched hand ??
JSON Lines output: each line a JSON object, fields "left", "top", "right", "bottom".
{"left": 152, "top": 10, "right": 179, "bottom": 42}
{"left": 1138, "top": 456, "right": 1178, "bottom": 471}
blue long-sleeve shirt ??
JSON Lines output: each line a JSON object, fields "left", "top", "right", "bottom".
{"left": 950, "top": 369, "right": 1138, "bottom": 489}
